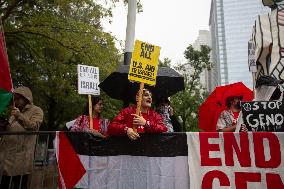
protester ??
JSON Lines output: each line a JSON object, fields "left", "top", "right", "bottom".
{"left": 70, "top": 96, "right": 109, "bottom": 137}
{"left": 156, "top": 97, "right": 182, "bottom": 132}
{"left": 0, "top": 86, "right": 44, "bottom": 189}
{"left": 108, "top": 89, "right": 167, "bottom": 140}
{"left": 216, "top": 96, "right": 242, "bottom": 132}
{"left": 235, "top": 75, "right": 284, "bottom": 132}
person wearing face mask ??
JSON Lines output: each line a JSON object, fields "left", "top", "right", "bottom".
{"left": 108, "top": 89, "right": 167, "bottom": 140}
{"left": 216, "top": 96, "right": 242, "bottom": 132}
{"left": 70, "top": 97, "right": 109, "bottom": 138}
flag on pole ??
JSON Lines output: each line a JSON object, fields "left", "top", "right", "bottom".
{"left": 0, "top": 21, "right": 13, "bottom": 113}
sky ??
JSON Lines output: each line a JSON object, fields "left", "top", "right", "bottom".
{"left": 103, "top": 0, "right": 211, "bottom": 65}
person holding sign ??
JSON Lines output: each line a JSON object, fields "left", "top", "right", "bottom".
{"left": 70, "top": 97, "right": 109, "bottom": 137}
{"left": 108, "top": 89, "right": 167, "bottom": 140}
{"left": 235, "top": 75, "right": 284, "bottom": 132}
{"left": 216, "top": 96, "right": 242, "bottom": 132}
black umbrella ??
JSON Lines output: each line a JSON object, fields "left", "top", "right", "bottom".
{"left": 99, "top": 65, "right": 184, "bottom": 101}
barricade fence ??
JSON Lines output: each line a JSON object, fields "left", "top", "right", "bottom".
{"left": 0, "top": 131, "right": 58, "bottom": 189}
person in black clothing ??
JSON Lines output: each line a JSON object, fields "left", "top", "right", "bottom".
{"left": 156, "top": 97, "right": 182, "bottom": 132}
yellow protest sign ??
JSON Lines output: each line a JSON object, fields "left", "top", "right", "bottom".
{"left": 128, "top": 40, "right": 161, "bottom": 86}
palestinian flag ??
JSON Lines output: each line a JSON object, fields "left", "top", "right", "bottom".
{"left": 55, "top": 132, "right": 189, "bottom": 189}
{"left": 0, "top": 22, "right": 13, "bottom": 113}
{"left": 55, "top": 132, "right": 284, "bottom": 188}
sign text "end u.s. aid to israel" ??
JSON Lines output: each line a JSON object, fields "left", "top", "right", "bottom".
{"left": 128, "top": 40, "right": 160, "bottom": 86}
{"left": 77, "top": 64, "right": 100, "bottom": 95}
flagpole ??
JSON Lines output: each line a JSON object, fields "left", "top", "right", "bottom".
{"left": 123, "top": 0, "right": 137, "bottom": 108}
{"left": 124, "top": 0, "right": 137, "bottom": 66}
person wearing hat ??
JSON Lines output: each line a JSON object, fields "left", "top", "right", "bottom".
{"left": 0, "top": 86, "right": 44, "bottom": 189}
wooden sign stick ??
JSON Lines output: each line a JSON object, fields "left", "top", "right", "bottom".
{"left": 133, "top": 82, "right": 144, "bottom": 132}
{"left": 88, "top": 94, "right": 93, "bottom": 130}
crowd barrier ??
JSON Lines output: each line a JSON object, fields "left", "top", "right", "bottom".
{"left": 0, "top": 131, "right": 58, "bottom": 189}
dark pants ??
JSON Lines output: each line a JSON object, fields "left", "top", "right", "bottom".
{"left": 0, "top": 175, "right": 28, "bottom": 189}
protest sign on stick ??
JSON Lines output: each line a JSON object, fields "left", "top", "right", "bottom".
{"left": 77, "top": 64, "right": 100, "bottom": 130}
{"left": 128, "top": 40, "right": 160, "bottom": 132}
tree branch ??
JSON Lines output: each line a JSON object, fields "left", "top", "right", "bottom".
{"left": 1, "top": 0, "right": 23, "bottom": 22}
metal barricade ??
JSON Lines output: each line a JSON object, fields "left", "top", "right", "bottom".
{"left": 0, "top": 131, "right": 58, "bottom": 189}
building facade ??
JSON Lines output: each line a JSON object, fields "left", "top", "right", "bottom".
{"left": 209, "top": 0, "right": 268, "bottom": 91}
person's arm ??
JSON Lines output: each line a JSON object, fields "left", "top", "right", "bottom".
{"left": 144, "top": 112, "right": 167, "bottom": 133}
{"left": 12, "top": 106, "right": 43, "bottom": 130}
{"left": 219, "top": 124, "right": 236, "bottom": 132}
{"left": 108, "top": 108, "right": 129, "bottom": 136}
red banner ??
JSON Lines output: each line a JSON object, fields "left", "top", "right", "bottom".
{"left": 187, "top": 132, "right": 284, "bottom": 189}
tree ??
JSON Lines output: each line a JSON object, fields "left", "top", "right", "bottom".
{"left": 171, "top": 45, "right": 211, "bottom": 131}
{"left": 159, "top": 57, "right": 171, "bottom": 67}
{"left": 0, "top": 0, "right": 126, "bottom": 130}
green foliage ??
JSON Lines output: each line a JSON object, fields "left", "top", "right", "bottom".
{"left": 171, "top": 45, "right": 212, "bottom": 131}
{"left": 158, "top": 57, "right": 171, "bottom": 67}
{"left": 101, "top": 92, "right": 123, "bottom": 121}
{"left": 1, "top": 0, "right": 124, "bottom": 130}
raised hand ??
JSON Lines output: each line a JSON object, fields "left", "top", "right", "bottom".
{"left": 131, "top": 114, "right": 146, "bottom": 126}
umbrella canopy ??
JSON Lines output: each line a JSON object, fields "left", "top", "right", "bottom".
{"left": 198, "top": 82, "right": 254, "bottom": 132}
{"left": 99, "top": 65, "right": 184, "bottom": 101}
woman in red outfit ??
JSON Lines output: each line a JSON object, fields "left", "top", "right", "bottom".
{"left": 70, "top": 97, "right": 109, "bottom": 137}
{"left": 108, "top": 89, "right": 167, "bottom": 140}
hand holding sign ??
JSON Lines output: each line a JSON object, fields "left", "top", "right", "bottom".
{"left": 128, "top": 40, "right": 160, "bottom": 132}
{"left": 132, "top": 113, "right": 147, "bottom": 126}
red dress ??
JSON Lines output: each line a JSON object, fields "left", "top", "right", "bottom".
{"left": 108, "top": 106, "right": 167, "bottom": 136}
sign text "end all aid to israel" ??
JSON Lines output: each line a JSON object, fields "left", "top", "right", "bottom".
{"left": 128, "top": 40, "right": 161, "bottom": 86}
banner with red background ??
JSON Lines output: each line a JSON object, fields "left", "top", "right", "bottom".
{"left": 187, "top": 132, "right": 284, "bottom": 189}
